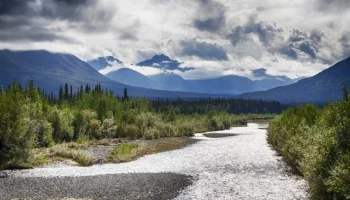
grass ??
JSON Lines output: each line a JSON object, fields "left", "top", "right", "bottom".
{"left": 29, "top": 144, "right": 95, "bottom": 167}
{"left": 107, "top": 137, "right": 192, "bottom": 163}
{"left": 50, "top": 145, "right": 95, "bottom": 166}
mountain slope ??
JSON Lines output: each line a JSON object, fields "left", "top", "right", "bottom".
{"left": 187, "top": 75, "right": 257, "bottom": 94}
{"left": 149, "top": 73, "right": 187, "bottom": 91}
{"left": 136, "top": 54, "right": 193, "bottom": 72}
{"left": 0, "top": 50, "right": 228, "bottom": 98}
{"left": 252, "top": 68, "right": 295, "bottom": 91}
{"left": 0, "top": 49, "right": 125, "bottom": 93}
{"left": 87, "top": 56, "right": 122, "bottom": 71}
{"left": 106, "top": 68, "right": 153, "bottom": 88}
{"left": 240, "top": 57, "right": 350, "bottom": 103}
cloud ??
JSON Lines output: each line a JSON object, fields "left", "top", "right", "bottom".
{"left": 193, "top": 0, "right": 226, "bottom": 32}
{"left": 227, "top": 14, "right": 283, "bottom": 47}
{"left": 99, "top": 61, "right": 163, "bottom": 76}
{"left": 0, "top": 0, "right": 349, "bottom": 80}
{"left": 177, "top": 39, "right": 228, "bottom": 61}
{"left": 316, "top": 0, "right": 350, "bottom": 12}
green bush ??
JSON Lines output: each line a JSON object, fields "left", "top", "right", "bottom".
{"left": 268, "top": 97, "right": 350, "bottom": 199}
{"left": 124, "top": 124, "right": 139, "bottom": 139}
{"left": 0, "top": 83, "right": 34, "bottom": 169}
{"left": 87, "top": 119, "right": 102, "bottom": 139}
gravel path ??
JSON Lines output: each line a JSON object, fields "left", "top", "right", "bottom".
{"left": 3, "top": 123, "right": 309, "bottom": 200}
{"left": 0, "top": 173, "right": 192, "bottom": 200}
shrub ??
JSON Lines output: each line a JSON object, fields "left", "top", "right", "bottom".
{"left": 107, "top": 143, "right": 139, "bottom": 162}
{"left": 144, "top": 128, "right": 160, "bottom": 140}
{"left": 35, "top": 119, "right": 54, "bottom": 147}
{"left": 50, "top": 108, "right": 74, "bottom": 142}
{"left": 0, "top": 90, "right": 34, "bottom": 169}
{"left": 87, "top": 119, "right": 102, "bottom": 139}
{"left": 123, "top": 124, "right": 139, "bottom": 139}
{"left": 267, "top": 100, "right": 350, "bottom": 199}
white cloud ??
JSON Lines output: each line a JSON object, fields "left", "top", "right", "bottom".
{"left": 0, "top": 0, "right": 348, "bottom": 79}
{"left": 99, "top": 61, "right": 163, "bottom": 76}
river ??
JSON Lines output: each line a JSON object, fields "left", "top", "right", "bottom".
{"left": 4, "top": 123, "right": 308, "bottom": 199}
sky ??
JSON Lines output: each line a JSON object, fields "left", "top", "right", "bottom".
{"left": 0, "top": 0, "right": 349, "bottom": 80}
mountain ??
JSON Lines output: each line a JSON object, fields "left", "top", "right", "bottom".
{"left": 105, "top": 68, "right": 153, "bottom": 88}
{"left": 188, "top": 75, "right": 257, "bottom": 94}
{"left": 149, "top": 73, "right": 187, "bottom": 91}
{"left": 0, "top": 50, "right": 228, "bottom": 99}
{"left": 98, "top": 54, "right": 297, "bottom": 94}
{"left": 87, "top": 56, "right": 123, "bottom": 71}
{"left": 105, "top": 68, "right": 294, "bottom": 95}
{"left": 0, "top": 49, "right": 124, "bottom": 93}
{"left": 148, "top": 74, "right": 258, "bottom": 94}
{"left": 240, "top": 57, "right": 350, "bottom": 103}
{"left": 136, "top": 54, "right": 194, "bottom": 72}
{"left": 252, "top": 68, "right": 295, "bottom": 91}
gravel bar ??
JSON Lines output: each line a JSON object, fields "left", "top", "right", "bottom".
{"left": 0, "top": 173, "right": 192, "bottom": 200}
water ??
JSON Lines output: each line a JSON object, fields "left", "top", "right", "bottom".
{"left": 8, "top": 123, "right": 308, "bottom": 199}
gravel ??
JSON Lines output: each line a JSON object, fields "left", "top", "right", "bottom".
{"left": 0, "top": 173, "right": 192, "bottom": 200}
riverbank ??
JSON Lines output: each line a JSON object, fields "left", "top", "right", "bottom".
{"left": 29, "top": 137, "right": 197, "bottom": 168}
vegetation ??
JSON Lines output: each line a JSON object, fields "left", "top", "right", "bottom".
{"left": 0, "top": 79, "right": 278, "bottom": 169}
{"left": 267, "top": 83, "right": 350, "bottom": 199}
{"left": 107, "top": 138, "right": 191, "bottom": 163}
{"left": 50, "top": 144, "right": 95, "bottom": 166}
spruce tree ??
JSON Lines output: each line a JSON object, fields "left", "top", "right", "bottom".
{"left": 64, "top": 83, "right": 69, "bottom": 100}
{"left": 123, "top": 87, "right": 129, "bottom": 101}
{"left": 59, "top": 86, "right": 64, "bottom": 102}
{"left": 70, "top": 85, "right": 73, "bottom": 100}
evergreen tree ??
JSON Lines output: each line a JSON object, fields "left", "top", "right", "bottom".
{"left": 59, "top": 86, "right": 64, "bottom": 102}
{"left": 80, "top": 85, "right": 84, "bottom": 99}
{"left": 70, "top": 85, "right": 73, "bottom": 100}
{"left": 341, "top": 82, "right": 349, "bottom": 101}
{"left": 123, "top": 87, "right": 129, "bottom": 101}
{"left": 64, "top": 83, "right": 69, "bottom": 100}
{"left": 85, "top": 84, "right": 91, "bottom": 94}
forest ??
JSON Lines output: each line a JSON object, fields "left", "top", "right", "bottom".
{"left": 0, "top": 79, "right": 278, "bottom": 169}
{"left": 267, "top": 83, "right": 350, "bottom": 199}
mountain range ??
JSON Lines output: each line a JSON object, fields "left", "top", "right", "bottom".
{"left": 90, "top": 55, "right": 298, "bottom": 94}
{"left": 1, "top": 49, "right": 349, "bottom": 104}
{"left": 0, "top": 50, "right": 227, "bottom": 99}
{"left": 240, "top": 57, "right": 350, "bottom": 103}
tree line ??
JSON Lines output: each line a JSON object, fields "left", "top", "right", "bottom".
{"left": 0, "top": 79, "right": 278, "bottom": 169}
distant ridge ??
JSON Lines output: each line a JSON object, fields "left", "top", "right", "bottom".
{"left": 0, "top": 49, "right": 232, "bottom": 99}
{"left": 240, "top": 57, "right": 350, "bottom": 103}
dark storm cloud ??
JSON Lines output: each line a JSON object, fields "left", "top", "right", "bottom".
{"left": 0, "top": 0, "right": 114, "bottom": 43}
{"left": 317, "top": 0, "right": 350, "bottom": 11}
{"left": 178, "top": 39, "right": 228, "bottom": 61}
{"left": 193, "top": 0, "right": 226, "bottom": 32}
{"left": 40, "top": 0, "right": 95, "bottom": 21}
{"left": 0, "top": 28, "right": 77, "bottom": 43}
{"left": 227, "top": 26, "right": 245, "bottom": 46}
{"left": 285, "top": 29, "right": 322, "bottom": 59}
{"left": 279, "top": 45, "right": 298, "bottom": 59}
{"left": 0, "top": 0, "right": 35, "bottom": 15}
{"left": 0, "top": 0, "right": 92, "bottom": 19}
{"left": 227, "top": 15, "right": 325, "bottom": 61}
{"left": 227, "top": 17, "right": 283, "bottom": 47}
